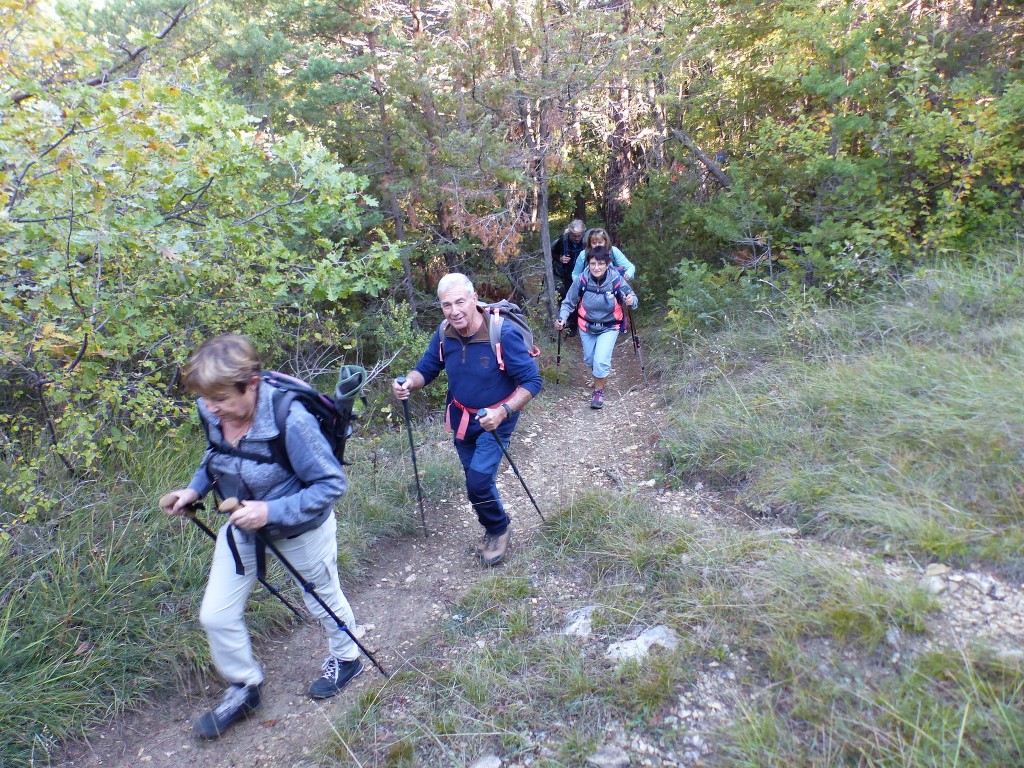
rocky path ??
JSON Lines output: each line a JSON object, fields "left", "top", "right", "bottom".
{"left": 56, "top": 334, "right": 665, "bottom": 767}
{"left": 55, "top": 331, "right": 1024, "bottom": 768}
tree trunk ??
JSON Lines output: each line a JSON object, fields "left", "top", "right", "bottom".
{"left": 573, "top": 193, "right": 586, "bottom": 224}
{"left": 601, "top": 0, "right": 636, "bottom": 241}
{"left": 367, "top": 31, "right": 417, "bottom": 315}
{"left": 602, "top": 77, "right": 633, "bottom": 241}
{"left": 509, "top": 43, "right": 556, "bottom": 323}
{"left": 538, "top": 155, "right": 556, "bottom": 324}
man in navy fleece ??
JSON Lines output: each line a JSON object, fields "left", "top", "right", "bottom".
{"left": 392, "top": 273, "right": 543, "bottom": 566}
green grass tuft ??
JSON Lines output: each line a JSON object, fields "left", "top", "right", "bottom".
{"left": 663, "top": 251, "right": 1024, "bottom": 566}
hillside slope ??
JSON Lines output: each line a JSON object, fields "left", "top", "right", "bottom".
{"left": 56, "top": 332, "right": 1024, "bottom": 767}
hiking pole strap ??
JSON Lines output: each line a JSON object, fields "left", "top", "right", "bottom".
{"left": 183, "top": 505, "right": 306, "bottom": 622}
{"left": 254, "top": 529, "right": 388, "bottom": 677}
{"left": 477, "top": 410, "right": 545, "bottom": 522}
{"left": 396, "top": 377, "right": 428, "bottom": 536}
{"left": 188, "top": 511, "right": 217, "bottom": 541}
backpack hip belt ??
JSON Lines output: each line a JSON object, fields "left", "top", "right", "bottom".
{"left": 447, "top": 393, "right": 515, "bottom": 440}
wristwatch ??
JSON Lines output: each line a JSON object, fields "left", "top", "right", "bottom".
{"left": 501, "top": 403, "right": 515, "bottom": 418}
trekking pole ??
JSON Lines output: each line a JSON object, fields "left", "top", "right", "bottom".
{"left": 555, "top": 328, "right": 563, "bottom": 385}
{"left": 219, "top": 497, "right": 389, "bottom": 677}
{"left": 160, "top": 494, "right": 306, "bottom": 622}
{"left": 625, "top": 305, "right": 649, "bottom": 387}
{"left": 476, "top": 410, "right": 545, "bottom": 522}
{"left": 396, "top": 376, "right": 429, "bottom": 536}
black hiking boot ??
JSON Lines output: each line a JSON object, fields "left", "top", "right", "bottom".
{"left": 309, "top": 656, "right": 363, "bottom": 699}
{"left": 195, "top": 683, "right": 262, "bottom": 739}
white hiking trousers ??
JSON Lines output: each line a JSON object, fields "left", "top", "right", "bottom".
{"left": 200, "top": 513, "right": 358, "bottom": 686}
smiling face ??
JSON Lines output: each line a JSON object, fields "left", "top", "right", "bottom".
{"left": 588, "top": 257, "right": 611, "bottom": 279}
{"left": 439, "top": 284, "right": 480, "bottom": 334}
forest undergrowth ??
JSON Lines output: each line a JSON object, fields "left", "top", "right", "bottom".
{"left": 312, "top": 248, "right": 1024, "bottom": 767}
{"left": 5, "top": 249, "right": 1024, "bottom": 767}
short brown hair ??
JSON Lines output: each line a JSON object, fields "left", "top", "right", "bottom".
{"left": 181, "top": 334, "right": 261, "bottom": 396}
{"left": 587, "top": 246, "right": 612, "bottom": 264}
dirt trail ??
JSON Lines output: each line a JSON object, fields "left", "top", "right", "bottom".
{"left": 55, "top": 330, "right": 1024, "bottom": 767}
{"left": 57, "top": 334, "right": 665, "bottom": 768}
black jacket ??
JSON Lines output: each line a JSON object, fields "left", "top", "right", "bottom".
{"left": 552, "top": 233, "right": 585, "bottom": 283}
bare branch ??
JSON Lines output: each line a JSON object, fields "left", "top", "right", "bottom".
{"left": 669, "top": 127, "right": 731, "bottom": 189}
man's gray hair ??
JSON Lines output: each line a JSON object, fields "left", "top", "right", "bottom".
{"left": 437, "top": 273, "right": 475, "bottom": 299}
{"left": 567, "top": 219, "right": 585, "bottom": 235}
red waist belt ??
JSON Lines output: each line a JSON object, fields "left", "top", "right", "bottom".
{"left": 447, "top": 393, "right": 515, "bottom": 440}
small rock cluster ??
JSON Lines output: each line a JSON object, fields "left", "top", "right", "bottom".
{"left": 916, "top": 561, "right": 1024, "bottom": 659}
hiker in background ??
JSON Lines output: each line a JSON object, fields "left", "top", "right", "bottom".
{"left": 551, "top": 219, "right": 586, "bottom": 337}
{"left": 160, "top": 334, "right": 363, "bottom": 740}
{"left": 392, "top": 273, "right": 543, "bottom": 567}
{"left": 556, "top": 247, "right": 638, "bottom": 410}
{"left": 571, "top": 227, "right": 636, "bottom": 281}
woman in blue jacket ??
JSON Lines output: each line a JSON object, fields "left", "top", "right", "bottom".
{"left": 570, "top": 227, "right": 636, "bottom": 281}
{"left": 557, "top": 247, "right": 638, "bottom": 409}
{"left": 161, "top": 334, "right": 362, "bottom": 739}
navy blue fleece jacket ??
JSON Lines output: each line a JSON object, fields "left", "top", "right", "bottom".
{"left": 414, "top": 310, "right": 543, "bottom": 417}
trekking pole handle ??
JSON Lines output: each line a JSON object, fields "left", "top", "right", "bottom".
{"left": 219, "top": 497, "right": 241, "bottom": 513}
{"left": 160, "top": 491, "right": 203, "bottom": 517}
{"left": 395, "top": 375, "right": 415, "bottom": 400}
{"left": 476, "top": 407, "right": 505, "bottom": 431}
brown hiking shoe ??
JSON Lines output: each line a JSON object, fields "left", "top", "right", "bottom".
{"left": 473, "top": 533, "right": 487, "bottom": 556}
{"left": 480, "top": 529, "right": 511, "bottom": 566}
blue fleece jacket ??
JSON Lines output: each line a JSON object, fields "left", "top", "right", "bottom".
{"left": 415, "top": 310, "right": 543, "bottom": 424}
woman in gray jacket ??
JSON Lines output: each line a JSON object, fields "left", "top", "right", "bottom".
{"left": 556, "top": 247, "right": 638, "bottom": 409}
{"left": 161, "top": 334, "right": 362, "bottom": 739}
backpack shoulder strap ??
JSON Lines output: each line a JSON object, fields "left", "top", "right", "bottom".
{"left": 200, "top": 401, "right": 279, "bottom": 465}
{"left": 437, "top": 318, "right": 449, "bottom": 363}
{"left": 482, "top": 307, "right": 505, "bottom": 370}
{"left": 267, "top": 388, "right": 295, "bottom": 471}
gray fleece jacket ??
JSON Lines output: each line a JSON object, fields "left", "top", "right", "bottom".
{"left": 188, "top": 381, "right": 346, "bottom": 540}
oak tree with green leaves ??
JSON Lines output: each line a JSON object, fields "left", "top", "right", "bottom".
{"left": 0, "top": 1, "right": 397, "bottom": 521}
